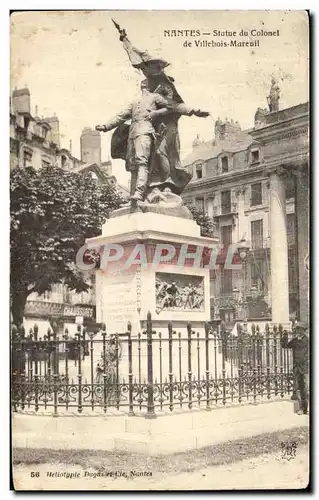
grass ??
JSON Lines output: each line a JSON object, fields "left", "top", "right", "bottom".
{"left": 12, "top": 426, "right": 309, "bottom": 475}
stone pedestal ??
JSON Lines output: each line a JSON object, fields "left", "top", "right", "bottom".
{"left": 86, "top": 212, "right": 221, "bottom": 382}
{"left": 87, "top": 212, "right": 219, "bottom": 333}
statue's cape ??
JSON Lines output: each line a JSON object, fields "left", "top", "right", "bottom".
{"left": 110, "top": 123, "right": 130, "bottom": 160}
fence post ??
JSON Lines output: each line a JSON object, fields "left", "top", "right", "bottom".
{"left": 127, "top": 321, "right": 134, "bottom": 416}
{"left": 168, "top": 322, "right": 174, "bottom": 412}
{"left": 33, "top": 324, "right": 39, "bottom": 413}
{"left": 52, "top": 321, "right": 59, "bottom": 417}
{"left": 145, "top": 311, "right": 156, "bottom": 419}
{"left": 204, "top": 322, "right": 211, "bottom": 411}
{"left": 187, "top": 322, "right": 194, "bottom": 410}
{"left": 19, "top": 324, "right": 26, "bottom": 410}
{"left": 76, "top": 324, "right": 83, "bottom": 413}
{"left": 11, "top": 324, "right": 19, "bottom": 411}
{"left": 220, "top": 323, "right": 227, "bottom": 406}
{"left": 265, "top": 323, "right": 271, "bottom": 399}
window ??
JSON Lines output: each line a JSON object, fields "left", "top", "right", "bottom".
{"left": 251, "top": 149, "right": 260, "bottom": 164}
{"left": 221, "top": 225, "right": 232, "bottom": 247}
{"left": 288, "top": 247, "right": 297, "bottom": 292}
{"left": 251, "top": 182, "right": 262, "bottom": 206}
{"left": 42, "top": 158, "right": 51, "bottom": 168}
{"left": 23, "top": 149, "right": 33, "bottom": 167}
{"left": 195, "top": 197, "right": 205, "bottom": 212}
{"left": 196, "top": 163, "right": 203, "bottom": 179}
{"left": 61, "top": 155, "right": 67, "bottom": 168}
{"left": 251, "top": 219, "right": 263, "bottom": 249}
{"left": 287, "top": 213, "right": 296, "bottom": 246}
{"left": 221, "top": 268, "right": 232, "bottom": 293}
{"left": 221, "top": 190, "right": 231, "bottom": 214}
{"left": 221, "top": 156, "right": 229, "bottom": 173}
{"left": 250, "top": 259, "right": 265, "bottom": 291}
{"left": 41, "top": 126, "right": 48, "bottom": 141}
{"left": 285, "top": 177, "right": 295, "bottom": 199}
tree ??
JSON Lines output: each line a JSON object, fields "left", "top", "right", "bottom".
{"left": 185, "top": 202, "right": 215, "bottom": 237}
{"left": 10, "top": 164, "right": 124, "bottom": 326}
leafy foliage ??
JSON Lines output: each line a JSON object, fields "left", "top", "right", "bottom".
{"left": 10, "top": 165, "right": 124, "bottom": 324}
{"left": 185, "top": 202, "right": 215, "bottom": 237}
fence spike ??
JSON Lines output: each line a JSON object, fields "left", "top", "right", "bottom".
{"left": 127, "top": 320, "right": 132, "bottom": 333}
{"left": 102, "top": 323, "right": 106, "bottom": 332}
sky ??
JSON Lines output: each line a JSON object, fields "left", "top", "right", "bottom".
{"left": 10, "top": 10, "right": 309, "bottom": 187}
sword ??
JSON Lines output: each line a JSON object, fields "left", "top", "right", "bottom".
{"left": 112, "top": 18, "right": 127, "bottom": 41}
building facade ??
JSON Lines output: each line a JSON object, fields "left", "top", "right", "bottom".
{"left": 10, "top": 87, "right": 129, "bottom": 334}
{"left": 182, "top": 99, "right": 309, "bottom": 328}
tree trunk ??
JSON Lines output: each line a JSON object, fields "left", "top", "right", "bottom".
{"left": 11, "top": 285, "right": 28, "bottom": 329}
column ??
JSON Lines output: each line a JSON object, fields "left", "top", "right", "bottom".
{"left": 269, "top": 170, "right": 290, "bottom": 325}
{"left": 294, "top": 170, "right": 309, "bottom": 322}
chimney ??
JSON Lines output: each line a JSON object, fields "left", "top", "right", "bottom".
{"left": 215, "top": 117, "right": 242, "bottom": 142}
{"left": 44, "top": 116, "right": 60, "bottom": 147}
{"left": 80, "top": 127, "right": 101, "bottom": 166}
{"left": 12, "top": 87, "right": 31, "bottom": 114}
{"left": 69, "top": 139, "right": 72, "bottom": 154}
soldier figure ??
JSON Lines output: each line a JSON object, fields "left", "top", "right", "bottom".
{"left": 96, "top": 80, "right": 209, "bottom": 203}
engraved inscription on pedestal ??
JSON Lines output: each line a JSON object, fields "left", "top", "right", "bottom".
{"left": 103, "top": 274, "right": 138, "bottom": 331}
{"left": 155, "top": 273, "right": 204, "bottom": 313}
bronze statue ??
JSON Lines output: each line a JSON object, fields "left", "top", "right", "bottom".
{"left": 96, "top": 21, "right": 210, "bottom": 208}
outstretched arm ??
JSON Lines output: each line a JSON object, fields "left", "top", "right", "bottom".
{"left": 96, "top": 104, "right": 133, "bottom": 132}
{"left": 149, "top": 95, "right": 209, "bottom": 120}
{"left": 147, "top": 105, "right": 209, "bottom": 120}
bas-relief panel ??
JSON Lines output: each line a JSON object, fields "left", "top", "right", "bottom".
{"left": 155, "top": 272, "right": 204, "bottom": 313}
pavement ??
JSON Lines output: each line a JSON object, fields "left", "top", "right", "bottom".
{"left": 12, "top": 399, "right": 309, "bottom": 454}
{"left": 12, "top": 445, "right": 309, "bottom": 490}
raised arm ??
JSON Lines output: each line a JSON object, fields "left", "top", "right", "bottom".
{"left": 96, "top": 104, "right": 133, "bottom": 132}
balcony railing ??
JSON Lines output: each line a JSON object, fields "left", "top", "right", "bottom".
{"left": 213, "top": 203, "right": 238, "bottom": 217}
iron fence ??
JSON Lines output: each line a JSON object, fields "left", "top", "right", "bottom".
{"left": 11, "top": 315, "right": 294, "bottom": 417}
